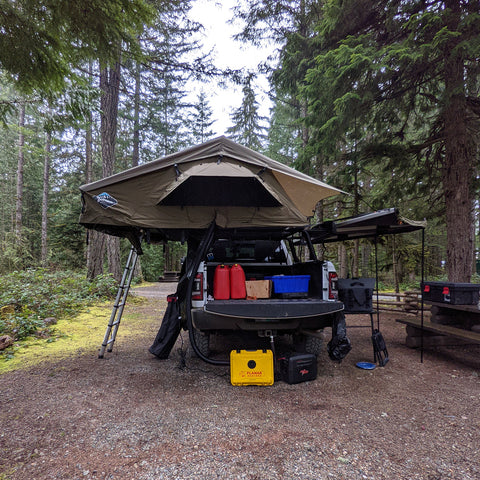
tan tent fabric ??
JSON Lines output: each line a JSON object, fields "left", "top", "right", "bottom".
{"left": 79, "top": 136, "right": 343, "bottom": 233}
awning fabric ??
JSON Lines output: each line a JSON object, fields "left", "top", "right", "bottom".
{"left": 309, "top": 208, "right": 426, "bottom": 243}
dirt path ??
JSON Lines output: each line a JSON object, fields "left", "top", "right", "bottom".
{"left": 132, "top": 282, "right": 178, "bottom": 298}
{"left": 1, "top": 285, "right": 479, "bottom": 479}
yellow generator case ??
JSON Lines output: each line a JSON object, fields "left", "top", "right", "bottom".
{"left": 230, "top": 349, "right": 274, "bottom": 386}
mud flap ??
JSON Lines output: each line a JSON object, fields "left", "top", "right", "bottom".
{"left": 148, "top": 294, "right": 181, "bottom": 359}
{"left": 327, "top": 311, "right": 352, "bottom": 362}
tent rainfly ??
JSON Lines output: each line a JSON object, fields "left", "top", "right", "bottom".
{"left": 79, "top": 136, "right": 343, "bottom": 244}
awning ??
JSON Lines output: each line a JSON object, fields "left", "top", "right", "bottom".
{"left": 309, "top": 208, "right": 426, "bottom": 243}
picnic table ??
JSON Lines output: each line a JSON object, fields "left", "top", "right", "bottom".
{"left": 397, "top": 300, "right": 480, "bottom": 348}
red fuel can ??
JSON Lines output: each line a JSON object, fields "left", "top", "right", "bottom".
{"left": 230, "top": 264, "right": 246, "bottom": 299}
{"left": 214, "top": 264, "right": 230, "bottom": 300}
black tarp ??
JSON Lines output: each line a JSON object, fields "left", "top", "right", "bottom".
{"left": 327, "top": 312, "right": 352, "bottom": 361}
{"left": 148, "top": 294, "right": 182, "bottom": 359}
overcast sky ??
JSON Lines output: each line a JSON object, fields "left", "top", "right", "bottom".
{"left": 189, "top": 0, "right": 273, "bottom": 136}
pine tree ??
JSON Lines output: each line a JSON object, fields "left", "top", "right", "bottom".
{"left": 41, "top": 121, "right": 52, "bottom": 266}
{"left": 189, "top": 90, "right": 216, "bottom": 144}
{"left": 266, "top": 91, "right": 303, "bottom": 165}
{"left": 235, "top": 1, "right": 324, "bottom": 170}
{"left": 303, "top": 0, "right": 480, "bottom": 282}
{"left": 0, "top": 0, "right": 152, "bottom": 96}
{"left": 226, "top": 75, "right": 267, "bottom": 150}
{"left": 15, "top": 101, "right": 25, "bottom": 250}
{"left": 119, "top": 1, "right": 205, "bottom": 163}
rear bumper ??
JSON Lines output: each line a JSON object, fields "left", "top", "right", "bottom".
{"left": 192, "top": 299, "right": 344, "bottom": 332}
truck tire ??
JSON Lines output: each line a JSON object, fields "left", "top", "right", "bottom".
{"left": 305, "top": 335, "right": 323, "bottom": 355}
{"left": 191, "top": 328, "right": 210, "bottom": 357}
{"left": 294, "top": 332, "right": 323, "bottom": 355}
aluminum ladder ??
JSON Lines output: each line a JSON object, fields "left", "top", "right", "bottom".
{"left": 98, "top": 245, "right": 139, "bottom": 358}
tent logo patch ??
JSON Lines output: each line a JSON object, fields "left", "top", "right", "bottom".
{"left": 94, "top": 192, "right": 118, "bottom": 209}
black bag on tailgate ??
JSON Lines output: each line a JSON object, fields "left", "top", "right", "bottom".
{"left": 327, "top": 311, "right": 352, "bottom": 361}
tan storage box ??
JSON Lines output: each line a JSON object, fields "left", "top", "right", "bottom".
{"left": 245, "top": 280, "right": 272, "bottom": 299}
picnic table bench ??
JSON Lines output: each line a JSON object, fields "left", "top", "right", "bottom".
{"left": 396, "top": 301, "right": 480, "bottom": 348}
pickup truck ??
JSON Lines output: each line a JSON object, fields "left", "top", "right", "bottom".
{"left": 182, "top": 228, "right": 349, "bottom": 362}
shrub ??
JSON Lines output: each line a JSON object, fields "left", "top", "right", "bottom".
{"left": 0, "top": 307, "right": 43, "bottom": 340}
{"left": 0, "top": 269, "right": 117, "bottom": 342}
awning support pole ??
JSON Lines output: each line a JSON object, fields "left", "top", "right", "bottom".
{"left": 374, "top": 235, "right": 380, "bottom": 330}
{"left": 98, "top": 245, "right": 139, "bottom": 358}
{"left": 421, "top": 228, "right": 425, "bottom": 363}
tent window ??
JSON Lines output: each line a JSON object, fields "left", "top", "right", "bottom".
{"left": 158, "top": 176, "right": 282, "bottom": 207}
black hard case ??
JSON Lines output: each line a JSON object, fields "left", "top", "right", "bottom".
{"left": 279, "top": 353, "right": 317, "bottom": 384}
{"left": 421, "top": 281, "right": 480, "bottom": 305}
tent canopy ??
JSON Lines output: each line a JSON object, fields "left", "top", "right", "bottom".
{"left": 79, "top": 136, "right": 343, "bottom": 241}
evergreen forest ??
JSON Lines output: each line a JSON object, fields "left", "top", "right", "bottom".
{"left": 1, "top": 0, "right": 479, "bottom": 294}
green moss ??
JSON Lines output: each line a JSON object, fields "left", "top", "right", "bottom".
{"left": 0, "top": 296, "right": 156, "bottom": 375}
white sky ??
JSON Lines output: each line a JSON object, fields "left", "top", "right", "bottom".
{"left": 188, "top": 0, "right": 273, "bottom": 136}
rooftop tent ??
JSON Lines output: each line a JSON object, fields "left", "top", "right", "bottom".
{"left": 79, "top": 136, "right": 344, "bottom": 241}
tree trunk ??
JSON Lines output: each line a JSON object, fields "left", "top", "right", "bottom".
{"left": 351, "top": 151, "right": 360, "bottom": 277}
{"left": 100, "top": 59, "right": 122, "bottom": 281}
{"left": 85, "top": 67, "right": 93, "bottom": 187}
{"left": 100, "top": 60, "right": 121, "bottom": 180}
{"left": 132, "top": 61, "right": 141, "bottom": 168}
{"left": 361, "top": 243, "right": 371, "bottom": 277}
{"left": 131, "top": 62, "right": 143, "bottom": 280}
{"left": 338, "top": 243, "right": 348, "bottom": 278}
{"left": 164, "top": 242, "right": 170, "bottom": 272}
{"left": 442, "top": 0, "right": 474, "bottom": 282}
{"left": 106, "top": 235, "right": 122, "bottom": 281}
{"left": 86, "top": 62, "right": 106, "bottom": 280}
{"left": 87, "top": 231, "right": 106, "bottom": 279}
{"left": 466, "top": 57, "right": 480, "bottom": 278}
{"left": 41, "top": 128, "right": 51, "bottom": 266}
{"left": 392, "top": 236, "right": 400, "bottom": 296}
{"left": 352, "top": 239, "right": 359, "bottom": 278}
{"left": 15, "top": 102, "right": 25, "bottom": 251}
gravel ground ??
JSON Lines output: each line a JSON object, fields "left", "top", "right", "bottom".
{"left": 1, "top": 283, "right": 479, "bottom": 480}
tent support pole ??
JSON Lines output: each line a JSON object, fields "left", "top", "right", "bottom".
{"left": 98, "top": 245, "right": 139, "bottom": 358}
{"left": 374, "top": 235, "right": 380, "bottom": 330}
{"left": 421, "top": 228, "right": 425, "bottom": 363}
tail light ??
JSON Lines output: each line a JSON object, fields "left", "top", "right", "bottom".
{"left": 192, "top": 273, "right": 204, "bottom": 301}
{"left": 328, "top": 272, "right": 338, "bottom": 299}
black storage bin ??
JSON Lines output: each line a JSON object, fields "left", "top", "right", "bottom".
{"left": 278, "top": 353, "right": 317, "bottom": 384}
{"left": 421, "top": 281, "right": 480, "bottom": 305}
{"left": 337, "top": 278, "right": 375, "bottom": 313}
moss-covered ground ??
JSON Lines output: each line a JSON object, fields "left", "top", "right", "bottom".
{"left": 0, "top": 297, "right": 155, "bottom": 375}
